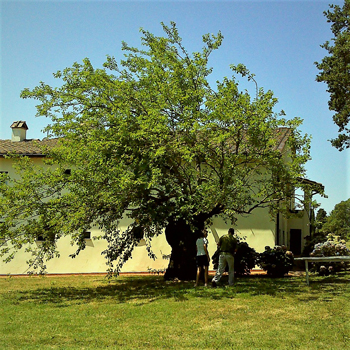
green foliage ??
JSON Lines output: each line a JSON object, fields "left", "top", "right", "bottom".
{"left": 321, "top": 198, "right": 350, "bottom": 239}
{"left": 302, "top": 231, "right": 328, "bottom": 257}
{"left": 315, "top": 0, "right": 350, "bottom": 150}
{"left": 234, "top": 239, "right": 258, "bottom": 276}
{"left": 302, "top": 207, "right": 329, "bottom": 256}
{"left": 310, "top": 233, "right": 350, "bottom": 275}
{"left": 315, "top": 207, "right": 328, "bottom": 231}
{"left": 257, "top": 245, "right": 294, "bottom": 277}
{"left": 303, "top": 200, "right": 350, "bottom": 256}
{"left": 0, "top": 22, "right": 312, "bottom": 274}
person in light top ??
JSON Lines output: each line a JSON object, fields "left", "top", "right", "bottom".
{"left": 195, "top": 228, "right": 210, "bottom": 287}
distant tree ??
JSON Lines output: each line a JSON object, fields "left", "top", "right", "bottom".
{"left": 315, "top": 0, "right": 350, "bottom": 150}
{"left": 302, "top": 208, "right": 328, "bottom": 257}
{"left": 322, "top": 199, "right": 350, "bottom": 239}
{"left": 315, "top": 208, "right": 328, "bottom": 232}
{"left": 0, "top": 22, "right": 313, "bottom": 279}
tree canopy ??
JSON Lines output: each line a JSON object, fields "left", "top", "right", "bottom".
{"left": 0, "top": 23, "right": 313, "bottom": 275}
{"left": 315, "top": 208, "right": 328, "bottom": 232}
{"left": 322, "top": 198, "right": 350, "bottom": 239}
{"left": 315, "top": 0, "right": 350, "bottom": 150}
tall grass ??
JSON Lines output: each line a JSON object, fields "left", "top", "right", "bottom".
{"left": 1, "top": 272, "right": 349, "bottom": 349}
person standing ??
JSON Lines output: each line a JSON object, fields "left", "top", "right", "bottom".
{"left": 212, "top": 228, "right": 237, "bottom": 287}
{"left": 194, "top": 229, "right": 210, "bottom": 287}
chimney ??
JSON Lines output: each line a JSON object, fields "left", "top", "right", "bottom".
{"left": 11, "top": 121, "right": 28, "bottom": 142}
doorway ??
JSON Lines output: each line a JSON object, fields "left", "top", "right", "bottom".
{"left": 289, "top": 229, "right": 302, "bottom": 255}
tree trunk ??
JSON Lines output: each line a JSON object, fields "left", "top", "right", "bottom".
{"left": 163, "top": 206, "right": 224, "bottom": 281}
{"left": 164, "top": 218, "right": 199, "bottom": 281}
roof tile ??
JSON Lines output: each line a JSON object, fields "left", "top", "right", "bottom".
{"left": 0, "top": 138, "right": 59, "bottom": 156}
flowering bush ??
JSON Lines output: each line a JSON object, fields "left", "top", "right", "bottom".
{"left": 302, "top": 232, "right": 328, "bottom": 257}
{"left": 257, "top": 245, "right": 294, "bottom": 277}
{"left": 310, "top": 234, "right": 350, "bottom": 275}
{"left": 234, "top": 241, "right": 258, "bottom": 276}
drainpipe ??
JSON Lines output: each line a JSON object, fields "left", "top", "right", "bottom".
{"left": 276, "top": 211, "right": 280, "bottom": 246}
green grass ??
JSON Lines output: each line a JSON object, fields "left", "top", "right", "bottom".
{"left": 1, "top": 272, "right": 349, "bottom": 349}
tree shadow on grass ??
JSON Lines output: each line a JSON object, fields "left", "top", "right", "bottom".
{"left": 13, "top": 275, "right": 195, "bottom": 306}
{"left": 11, "top": 272, "right": 350, "bottom": 307}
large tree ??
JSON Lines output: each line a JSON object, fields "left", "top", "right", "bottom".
{"left": 315, "top": 0, "right": 350, "bottom": 151}
{"left": 322, "top": 198, "right": 350, "bottom": 239}
{"left": 0, "top": 23, "right": 313, "bottom": 279}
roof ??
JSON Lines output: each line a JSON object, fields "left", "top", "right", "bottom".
{"left": 0, "top": 127, "right": 292, "bottom": 157}
{"left": 297, "top": 177, "right": 325, "bottom": 192}
{"left": 0, "top": 138, "right": 59, "bottom": 157}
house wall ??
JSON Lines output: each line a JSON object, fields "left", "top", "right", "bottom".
{"left": 0, "top": 157, "right": 45, "bottom": 176}
{"left": 274, "top": 146, "right": 312, "bottom": 254}
{"left": 0, "top": 148, "right": 302, "bottom": 275}
{"left": 0, "top": 203, "right": 275, "bottom": 275}
{"left": 0, "top": 155, "right": 173, "bottom": 274}
{"left": 0, "top": 228, "right": 172, "bottom": 275}
{"left": 208, "top": 209, "right": 276, "bottom": 251}
{"left": 278, "top": 208, "right": 311, "bottom": 254}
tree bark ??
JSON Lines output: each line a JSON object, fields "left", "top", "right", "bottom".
{"left": 164, "top": 206, "right": 223, "bottom": 281}
{"left": 164, "top": 218, "right": 199, "bottom": 281}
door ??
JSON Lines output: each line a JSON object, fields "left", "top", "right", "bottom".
{"left": 289, "top": 229, "right": 302, "bottom": 255}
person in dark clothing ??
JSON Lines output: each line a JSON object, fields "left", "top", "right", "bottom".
{"left": 212, "top": 228, "right": 237, "bottom": 287}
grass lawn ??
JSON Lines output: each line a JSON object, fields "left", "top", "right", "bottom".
{"left": 1, "top": 272, "right": 349, "bottom": 350}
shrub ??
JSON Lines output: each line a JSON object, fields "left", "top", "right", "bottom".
{"left": 234, "top": 241, "right": 258, "bottom": 276}
{"left": 302, "top": 232, "right": 328, "bottom": 257}
{"left": 257, "top": 245, "right": 294, "bottom": 277}
{"left": 310, "top": 234, "right": 350, "bottom": 275}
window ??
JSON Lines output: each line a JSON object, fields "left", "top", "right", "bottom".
{"left": 83, "top": 231, "right": 91, "bottom": 240}
{"left": 0, "top": 171, "right": 9, "bottom": 185}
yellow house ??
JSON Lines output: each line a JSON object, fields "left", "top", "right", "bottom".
{"left": 0, "top": 121, "right": 323, "bottom": 275}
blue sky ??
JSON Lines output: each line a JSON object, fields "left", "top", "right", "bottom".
{"left": 1, "top": 0, "right": 349, "bottom": 214}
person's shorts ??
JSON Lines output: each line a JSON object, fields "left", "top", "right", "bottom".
{"left": 196, "top": 255, "right": 209, "bottom": 267}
